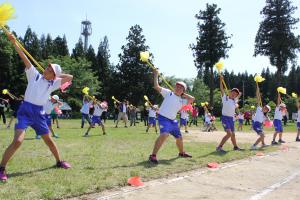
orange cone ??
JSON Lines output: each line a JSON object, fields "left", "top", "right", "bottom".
{"left": 256, "top": 152, "right": 264, "bottom": 157}
{"left": 207, "top": 162, "right": 219, "bottom": 168}
{"left": 128, "top": 176, "right": 144, "bottom": 187}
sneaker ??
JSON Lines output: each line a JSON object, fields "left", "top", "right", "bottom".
{"left": 278, "top": 139, "right": 286, "bottom": 143}
{"left": 125, "top": 126, "right": 128, "bottom": 128}
{"left": 149, "top": 154, "right": 158, "bottom": 164}
{"left": 35, "top": 135, "right": 41, "bottom": 139}
{"left": 178, "top": 152, "right": 192, "bottom": 158}
{"left": 83, "top": 133, "right": 89, "bottom": 137}
{"left": 233, "top": 146, "right": 244, "bottom": 151}
{"left": 216, "top": 147, "right": 227, "bottom": 153}
{"left": 271, "top": 141, "right": 279, "bottom": 145}
{"left": 185, "top": 131, "right": 189, "bottom": 133}
{"left": 296, "top": 138, "right": 300, "bottom": 142}
{"left": 56, "top": 161, "right": 71, "bottom": 169}
{"left": 115, "top": 125, "right": 118, "bottom": 128}
{"left": 52, "top": 134, "right": 59, "bottom": 138}
{"left": 0, "top": 168, "right": 7, "bottom": 181}
{"left": 250, "top": 145, "right": 257, "bottom": 150}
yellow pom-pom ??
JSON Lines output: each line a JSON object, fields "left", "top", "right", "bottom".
{"left": 2, "top": 89, "right": 8, "bottom": 94}
{"left": 251, "top": 105, "right": 255, "bottom": 109}
{"left": 82, "top": 87, "right": 89, "bottom": 95}
{"left": 0, "top": 3, "right": 16, "bottom": 26}
{"left": 215, "top": 61, "right": 224, "bottom": 72}
{"left": 112, "top": 96, "right": 116, "bottom": 100}
{"left": 200, "top": 102, "right": 205, "bottom": 107}
{"left": 145, "top": 102, "right": 149, "bottom": 107}
{"left": 205, "top": 102, "right": 209, "bottom": 105}
{"left": 292, "top": 92, "right": 298, "bottom": 98}
{"left": 140, "top": 51, "right": 150, "bottom": 62}
{"left": 144, "top": 95, "right": 149, "bottom": 101}
{"left": 193, "top": 103, "right": 197, "bottom": 106}
{"left": 277, "top": 87, "right": 286, "bottom": 94}
{"left": 254, "top": 74, "right": 265, "bottom": 83}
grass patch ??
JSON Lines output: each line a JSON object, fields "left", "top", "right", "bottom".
{"left": 0, "top": 119, "right": 280, "bottom": 199}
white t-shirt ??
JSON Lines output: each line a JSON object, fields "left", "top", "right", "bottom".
{"left": 238, "top": 113, "right": 244, "bottom": 120}
{"left": 93, "top": 104, "right": 104, "bottom": 117}
{"left": 253, "top": 106, "right": 265, "bottom": 123}
{"left": 274, "top": 106, "right": 283, "bottom": 120}
{"left": 221, "top": 95, "right": 237, "bottom": 117}
{"left": 24, "top": 66, "right": 61, "bottom": 106}
{"left": 80, "top": 101, "right": 91, "bottom": 114}
{"left": 158, "top": 88, "right": 188, "bottom": 120}
{"left": 297, "top": 110, "right": 300, "bottom": 123}
{"left": 148, "top": 108, "right": 157, "bottom": 118}
{"left": 180, "top": 110, "right": 189, "bottom": 120}
{"left": 43, "top": 99, "right": 54, "bottom": 114}
{"left": 205, "top": 114, "right": 211, "bottom": 123}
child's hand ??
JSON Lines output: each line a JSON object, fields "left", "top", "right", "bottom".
{"left": 7, "top": 33, "right": 16, "bottom": 44}
{"left": 153, "top": 68, "right": 159, "bottom": 76}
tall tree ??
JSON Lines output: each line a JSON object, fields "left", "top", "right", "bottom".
{"left": 72, "top": 37, "right": 85, "bottom": 59}
{"left": 40, "top": 34, "right": 54, "bottom": 59}
{"left": 22, "top": 27, "right": 41, "bottom": 60}
{"left": 254, "top": 0, "right": 300, "bottom": 85}
{"left": 190, "top": 4, "right": 232, "bottom": 105}
{"left": 53, "top": 35, "right": 69, "bottom": 57}
{"left": 116, "top": 25, "right": 156, "bottom": 105}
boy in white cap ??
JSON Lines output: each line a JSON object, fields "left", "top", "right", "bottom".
{"left": 251, "top": 84, "right": 271, "bottom": 150}
{"left": 0, "top": 33, "right": 73, "bottom": 181}
{"left": 146, "top": 104, "right": 158, "bottom": 133}
{"left": 80, "top": 95, "right": 92, "bottom": 128}
{"left": 84, "top": 99, "right": 107, "bottom": 136}
{"left": 149, "top": 69, "right": 195, "bottom": 164}
{"left": 43, "top": 95, "right": 62, "bottom": 138}
{"left": 272, "top": 93, "right": 286, "bottom": 145}
{"left": 216, "top": 75, "right": 242, "bottom": 153}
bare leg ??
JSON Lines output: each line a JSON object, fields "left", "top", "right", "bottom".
{"left": 55, "top": 118, "right": 60, "bottom": 128}
{"left": 49, "top": 125, "right": 55, "bottom": 136}
{"left": 6, "top": 116, "right": 14, "bottom": 128}
{"left": 151, "top": 134, "right": 169, "bottom": 155}
{"left": 0, "top": 129, "right": 25, "bottom": 167}
{"left": 101, "top": 124, "right": 106, "bottom": 134}
{"left": 175, "top": 137, "right": 184, "bottom": 153}
{"left": 41, "top": 134, "right": 61, "bottom": 162}
{"left": 230, "top": 132, "right": 238, "bottom": 147}
{"left": 217, "top": 130, "right": 232, "bottom": 148}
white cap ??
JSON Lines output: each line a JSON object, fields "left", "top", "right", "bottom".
{"left": 52, "top": 95, "right": 59, "bottom": 101}
{"left": 49, "top": 63, "right": 62, "bottom": 77}
{"left": 265, "top": 105, "right": 271, "bottom": 112}
{"left": 153, "top": 105, "right": 159, "bottom": 109}
{"left": 176, "top": 81, "right": 187, "bottom": 91}
{"left": 279, "top": 103, "right": 286, "bottom": 108}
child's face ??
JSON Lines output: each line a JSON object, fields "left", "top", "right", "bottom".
{"left": 229, "top": 91, "right": 238, "bottom": 99}
{"left": 175, "top": 84, "right": 184, "bottom": 96}
{"left": 263, "top": 106, "right": 269, "bottom": 113}
{"left": 43, "top": 66, "right": 55, "bottom": 80}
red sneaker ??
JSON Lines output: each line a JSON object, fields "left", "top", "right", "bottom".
{"left": 149, "top": 154, "right": 158, "bottom": 164}
{"left": 56, "top": 161, "right": 71, "bottom": 169}
{"left": 0, "top": 168, "right": 8, "bottom": 181}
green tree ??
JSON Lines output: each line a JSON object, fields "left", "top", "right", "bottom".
{"left": 190, "top": 4, "right": 232, "bottom": 105}
{"left": 53, "top": 35, "right": 69, "bottom": 57}
{"left": 254, "top": 0, "right": 300, "bottom": 85}
{"left": 72, "top": 37, "right": 85, "bottom": 59}
{"left": 116, "top": 25, "right": 156, "bottom": 105}
{"left": 22, "top": 27, "right": 41, "bottom": 60}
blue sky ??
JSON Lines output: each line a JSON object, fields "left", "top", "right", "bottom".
{"left": 5, "top": 0, "right": 300, "bottom": 78}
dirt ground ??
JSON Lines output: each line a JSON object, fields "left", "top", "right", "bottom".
{"left": 70, "top": 128, "right": 300, "bottom": 200}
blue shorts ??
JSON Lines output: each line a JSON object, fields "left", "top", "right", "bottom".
{"left": 148, "top": 117, "right": 156, "bottom": 126}
{"left": 45, "top": 114, "right": 52, "bottom": 126}
{"left": 180, "top": 118, "right": 187, "bottom": 126}
{"left": 92, "top": 116, "right": 102, "bottom": 125}
{"left": 297, "top": 122, "right": 300, "bottom": 130}
{"left": 273, "top": 119, "right": 283, "bottom": 132}
{"left": 221, "top": 115, "right": 235, "bottom": 132}
{"left": 158, "top": 114, "right": 182, "bottom": 138}
{"left": 15, "top": 101, "right": 49, "bottom": 135}
{"left": 238, "top": 119, "right": 244, "bottom": 125}
{"left": 253, "top": 121, "right": 263, "bottom": 135}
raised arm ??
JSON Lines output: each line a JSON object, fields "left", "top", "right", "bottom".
{"left": 6, "top": 33, "right": 32, "bottom": 69}
{"left": 153, "top": 68, "right": 162, "bottom": 93}
{"left": 277, "top": 92, "right": 281, "bottom": 106}
{"left": 220, "top": 75, "right": 225, "bottom": 96}
{"left": 256, "top": 84, "right": 261, "bottom": 105}
{"left": 59, "top": 73, "right": 73, "bottom": 85}
{"left": 182, "top": 93, "right": 195, "bottom": 105}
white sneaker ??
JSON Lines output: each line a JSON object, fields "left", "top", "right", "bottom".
{"left": 250, "top": 145, "right": 257, "bottom": 150}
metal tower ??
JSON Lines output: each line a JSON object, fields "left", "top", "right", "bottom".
{"left": 81, "top": 18, "right": 92, "bottom": 51}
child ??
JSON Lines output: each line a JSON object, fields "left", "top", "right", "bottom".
{"left": 250, "top": 84, "right": 271, "bottom": 150}
{"left": 237, "top": 112, "right": 244, "bottom": 131}
{"left": 203, "top": 106, "right": 212, "bottom": 132}
{"left": 189, "top": 105, "right": 198, "bottom": 127}
{"left": 149, "top": 69, "right": 195, "bottom": 164}
{"left": 129, "top": 105, "right": 137, "bottom": 126}
{"left": 0, "top": 33, "right": 73, "bottom": 181}
{"left": 180, "top": 109, "right": 189, "bottom": 133}
{"left": 43, "top": 95, "right": 62, "bottom": 138}
{"left": 272, "top": 93, "right": 286, "bottom": 145}
{"left": 216, "top": 75, "right": 242, "bottom": 153}
{"left": 115, "top": 99, "right": 129, "bottom": 128}
{"left": 146, "top": 105, "right": 158, "bottom": 133}
{"left": 80, "top": 95, "right": 92, "bottom": 128}
{"left": 296, "top": 100, "right": 300, "bottom": 142}
{"left": 84, "top": 100, "right": 107, "bottom": 136}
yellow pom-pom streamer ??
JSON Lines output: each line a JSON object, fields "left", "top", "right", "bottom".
{"left": 277, "top": 87, "right": 286, "bottom": 94}
{"left": 214, "top": 60, "right": 229, "bottom": 96}
{"left": 140, "top": 51, "right": 174, "bottom": 91}
{"left": 2, "top": 89, "right": 16, "bottom": 99}
{"left": 254, "top": 74, "right": 265, "bottom": 83}
{"left": 143, "top": 95, "right": 152, "bottom": 106}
